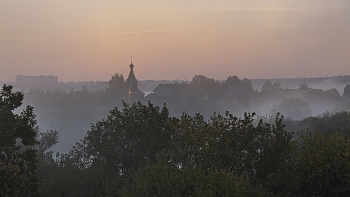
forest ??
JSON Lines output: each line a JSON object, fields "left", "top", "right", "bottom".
{"left": 2, "top": 73, "right": 350, "bottom": 196}
{"left": 15, "top": 74, "right": 350, "bottom": 153}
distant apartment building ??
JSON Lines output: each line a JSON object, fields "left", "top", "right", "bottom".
{"left": 15, "top": 75, "right": 58, "bottom": 92}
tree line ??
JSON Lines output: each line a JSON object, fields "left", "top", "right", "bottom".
{"left": 24, "top": 74, "right": 350, "bottom": 120}
{"left": 2, "top": 84, "right": 350, "bottom": 196}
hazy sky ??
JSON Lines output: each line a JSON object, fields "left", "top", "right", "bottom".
{"left": 1, "top": 1, "right": 350, "bottom": 82}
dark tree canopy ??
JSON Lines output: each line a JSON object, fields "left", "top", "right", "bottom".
{"left": 325, "top": 88, "right": 341, "bottom": 98}
{"left": 0, "top": 85, "right": 40, "bottom": 196}
{"left": 107, "top": 73, "right": 126, "bottom": 91}
{"left": 272, "top": 97, "right": 312, "bottom": 120}
{"left": 35, "top": 98, "right": 350, "bottom": 196}
{"left": 343, "top": 84, "right": 350, "bottom": 99}
{"left": 73, "top": 101, "right": 175, "bottom": 177}
{"left": 261, "top": 80, "right": 281, "bottom": 93}
{"left": 12, "top": 73, "right": 350, "bottom": 196}
{"left": 261, "top": 79, "right": 274, "bottom": 93}
{"left": 298, "top": 83, "right": 309, "bottom": 90}
{"left": 191, "top": 75, "right": 220, "bottom": 97}
{"left": 224, "top": 75, "right": 241, "bottom": 86}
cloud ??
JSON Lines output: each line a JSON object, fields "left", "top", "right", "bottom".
{"left": 191, "top": 6, "right": 349, "bottom": 12}
{"left": 0, "top": 29, "right": 172, "bottom": 41}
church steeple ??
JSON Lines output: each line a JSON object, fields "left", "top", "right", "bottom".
{"left": 124, "top": 58, "right": 145, "bottom": 102}
{"left": 130, "top": 56, "right": 134, "bottom": 70}
{"left": 126, "top": 60, "right": 137, "bottom": 90}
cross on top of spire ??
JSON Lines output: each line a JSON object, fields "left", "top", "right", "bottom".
{"left": 130, "top": 56, "right": 134, "bottom": 69}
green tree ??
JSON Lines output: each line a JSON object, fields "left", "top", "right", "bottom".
{"left": 271, "top": 98, "right": 312, "bottom": 120}
{"left": 222, "top": 76, "right": 254, "bottom": 94}
{"left": 36, "top": 128, "right": 61, "bottom": 196}
{"left": 65, "top": 101, "right": 176, "bottom": 191}
{"left": 273, "top": 81, "right": 281, "bottom": 90}
{"left": 242, "top": 78, "right": 254, "bottom": 92}
{"left": 224, "top": 75, "right": 241, "bottom": 86}
{"left": 0, "top": 85, "right": 40, "bottom": 196}
{"left": 261, "top": 79, "right": 274, "bottom": 93}
{"left": 343, "top": 84, "right": 350, "bottom": 99}
{"left": 37, "top": 128, "right": 59, "bottom": 154}
{"left": 121, "top": 111, "right": 291, "bottom": 196}
{"left": 297, "top": 111, "right": 350, "bottom": 136}
{"left": 167, "top": 111, "right": 293, "bottom": 185}
{"left": 325, "top": 88, "right": 340, "bottom": 97}
{"left": 298, "top": 131, "right": 350, "bottom": 196}
{"left": 34, "top": 101, "right": 177, "bottom": 197}
{"left": 193, "top": 172, "right": 271, "bottom": 197}
{"left": 261, "top": 80, "right": 281, "bottom": 93}
{"left": 36, "top": 101, "right": 299, "bottom": 196}
{"left": 120, "top": 158, "right": 200, "bottom": 197}
{"left": 107, "top": 73, "right": 126, "bottom": 92}
{"left": 267, "top": 131, "right": 350, "bottom": 197}
{"left": 298, "top": 83, "right": 309, "bottom": 90}
{"left": 106, "top": 73, "right": 126, "bottom": 103}
{"left": 191, "top": 75, "right": 220, "bottom": 98}
{"left": 121, "top": 159, "right": 271, "bottom": 197}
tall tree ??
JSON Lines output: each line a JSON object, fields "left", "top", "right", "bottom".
{"left": 107, "top": 73, "right": 126, "bottom": 92}
{"left": 267, "top": 131, "right": 350, "bottom": 196}
{"left": 261, "top": 79, "right": 274, "bottom": 93}
{"left": 105, "top": 73, "right": 126, "bottom": 104}
{"left": 73, "top": 101, "right": 175, "bottom": 178}
{"left": 343, "top": 84, "right": 350, "bottom": 99}
{"left": 298, "top": 83, "right": 309, "bottom": 90}
{"left": 271, "top": 98, "right": 312, "bottom": 120}
{"left": 223, "top": 76, "right": 254, "bottom": 92}
{"left": 273, "top": 81, "right": 281, "bottom": 90}
{"left": 224, "top": 75, "right": 241, "bottom": 86}
{"left": 0, "top": 85, "right": 40, "bottom": 196}
{"left": 167, "top": 111, "right": 293, "bottom": 183}
{"left": 191, "top": 75, "right": 220, "bottom": 98}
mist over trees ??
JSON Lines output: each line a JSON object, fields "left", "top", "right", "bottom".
{"left": 3, "top": 78, "right": 350, "bottom": 196}
{"left": 4, "top": 73, "right": 350, "bottom": 196}
{"left": 271, "top": 98, "right": 312, "bottom": 120}
{"left": 12, "top": 74, "right": 350, "bottom": 154}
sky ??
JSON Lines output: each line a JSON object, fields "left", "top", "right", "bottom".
{"left": 1, "top": 0, "right": 350, "bottom": 82}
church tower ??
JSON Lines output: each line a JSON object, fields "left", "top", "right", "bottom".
{"left": 125, "top": 59, "right": 145, "bottom": 102}
{"left": 125, "top": 61, "right": 137, "bottom": 91}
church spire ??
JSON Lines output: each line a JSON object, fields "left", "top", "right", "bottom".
{"left": 126, "top": 58, "right": 137, "bottom": 91}
{"left": 130, "top": 56, "right": 134, "bottom": 69}
{"left": 124, "top": 58, "right": 145, "bottom": 102}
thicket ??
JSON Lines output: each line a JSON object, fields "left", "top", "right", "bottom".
{"left": 37, "top": 102, "right": 350, "bottom": 197}
{"left": 3, "top": 84, "right": 350, "bottom": 196}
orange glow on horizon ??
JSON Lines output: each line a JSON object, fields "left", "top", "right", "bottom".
{"left": 0, "top": 1, "right": 349, "bottom": 82}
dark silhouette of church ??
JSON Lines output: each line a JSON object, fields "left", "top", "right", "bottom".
{"left": 125, "top": 60, "right": 145, "bottom": 102}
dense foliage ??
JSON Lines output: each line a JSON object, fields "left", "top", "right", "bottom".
{"left": 32, "top": 101, "right": 350, "bottom": 197}
{"left": 4, "top": 74, "right": 350, "bottom": 196}
{"left": 0, "top": 85, "right": 40, "bottom": 196}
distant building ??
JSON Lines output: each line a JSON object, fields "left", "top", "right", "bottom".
{"left": 125, "top": 61, "right": 145, "bottom": 102}
{"left": 146, "top": 84, "right": 177, "bottom": 105}
{"left": 146, "top": 82, "right": 210, "bottom": 106}
{"left": 15, "top": 75, "right": 58, "bottom": 92}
